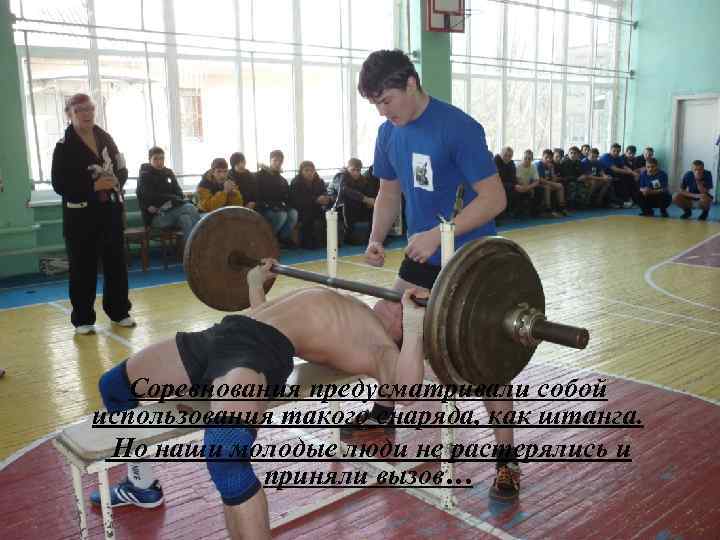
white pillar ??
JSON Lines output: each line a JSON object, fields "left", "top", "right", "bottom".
{"left": 439, "top": 219, "right": 457, "bottom": 509}
{"left": 326, "top": 209, "right": 338, "bottom": 278}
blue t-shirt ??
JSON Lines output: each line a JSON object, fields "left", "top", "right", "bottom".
{"left": 639, "top": 170, "right": 668, "bottom": 191}
{"left": 581, "top": 158, "right": 604, "bottom": 176}
{"left": 681, "top": 170, "right": 714, "bottom": 193}
{"left": 599, "top": 153, "right": 624, "bottom": 171}
{"left": 373, "top": 97, "right": 497, "bottom": 265}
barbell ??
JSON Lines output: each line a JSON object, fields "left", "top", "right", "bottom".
{"left": 183, "top": 207, "right": 589, "bottom": 386}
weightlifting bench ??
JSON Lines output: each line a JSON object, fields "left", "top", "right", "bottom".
{"left": 52, "top": 360, "right": 353, "bottom": 540}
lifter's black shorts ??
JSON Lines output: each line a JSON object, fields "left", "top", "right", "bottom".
{"left": 398, "top": 256, "right": 441, "bottom": 290}
{"left": 175, "top": 315, "right": 295, "bottom": 391}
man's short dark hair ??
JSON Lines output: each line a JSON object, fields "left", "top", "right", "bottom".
{"left": 542, "top": 149, "right": 553, "bottom": 158}
{"left": 569, "top": 146, "right": 580, "bottom": 153}
{"left": 358, "top": 49, "right": 422, "bottom": 99}
{"left": 692, "top": 159, "right": 704, "bottom": 168}
{"left": 581, "top": 144, "right": 590, "bottom": 151}
{"left": 611, "top": 143, "right": 622, "bottom": 150}
{"left": 148, "top": 146, "right": 164, "bottom": 160}
{"left": 269, "top": 149, "right": 284, "bottom": 161}
{"left": 590, "top": 147, "right": 600, "bottom": 155}
{"left": 211, "top": 157, "right": 228, "bottom": 170}
{"left": 646, "top": 157, "right": 658, "bottom": 166}
{"left": 229, "top": 152, "right": 246, "bottom": 168}
{"left": 347, "top": 158, "right": 362, "bottom": 170}
{"left": 644, "top": 146, "right": 654, "bottom": 154}
{"left": 626, "top": 145, "right": 637, "bottom": 153}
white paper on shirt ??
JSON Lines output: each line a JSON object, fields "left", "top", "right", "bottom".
{"left": 412, "top": 153, "right": 434, "bottom": 191}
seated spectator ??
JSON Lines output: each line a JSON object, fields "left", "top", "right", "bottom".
{"left": 624, "top": 145, "right": 642, "bottom": 171}
{"left": 552, "top": 149, "right": 567, "bottom": 185}
{"left": 561, "top": 146, "right": 587, "bottom": 208}
{"left": 600, "top": 143, "right": 639, "bottom": 208}
{"left": 635, "top": 146, "right": 654, "bottom": 170}
{"left": 513, "top": 150, "right": 543, "bottom": 217}
{"left": 674, "top": 160, "right": 713, "bottom": 221}
{"left": 137, "top": 146, "right": 200, "bottom": 239}
{"left": 581, "top": 148, "right": 614, "bottom": 207}
{"left": 331, "top": 158, "right": 378, "bottom": 244}
{"left": 494, "top": 147, "right": 517, "bottom": 218}
{"left": 580, "top": 144, "right": 591, "bottom": 159}
{"left": 290, "top": 161, "right": 331, "bottom": 249}
{"left": 228, "top": 152, "right": 258, "bottom": 210}
{"left": 536, "top": 149, "right": 566, "bottom": 217}
{"left": 196, "top": 157, "right": 243, "bottom": 212}
{"left": 256, "top": 150, "right": 298, "bottom": 246}
{"left": 638, "top": 157, "right": 671, "bottom": 217}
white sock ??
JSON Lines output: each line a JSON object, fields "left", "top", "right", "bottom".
{"left": 127, "top": 462, "right": 156, "bottom": 489}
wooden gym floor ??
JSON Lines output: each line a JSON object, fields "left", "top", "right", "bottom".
{"left": 1, "top": 213, "right": 719, "bottom": 539}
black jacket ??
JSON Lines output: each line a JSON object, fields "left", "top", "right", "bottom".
{"left": 331, "top": 169, "right": 379, "bottom": 204}
{"left": 560, "top": 158, "right": 584, "bottom": 179}
{"left": 51, "top": 124, "right": 128, "bottom": 236}
{"left": 255, "top": 167, "right": 290, "bottom": 210}
{"left": 494, "top": 155, "right": 517, "bottom": 187}
{"left": 290, "top": 174, "right": 328, "bottom": 219}
{"left": 136, "top": 163, "right": 185, "bottom": 226}
{"left": 229, "top": 169, "right": 259, "bottom": 204}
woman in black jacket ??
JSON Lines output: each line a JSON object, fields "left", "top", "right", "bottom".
{"left": 51, "top": 93, "right": 134, "bottom": 334}
{"left": 290, "top": 161, "right": 331, "bottom": 249}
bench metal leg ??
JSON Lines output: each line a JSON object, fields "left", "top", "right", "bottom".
{"left": 70, "top": 464, "right": 89, "bottom": 539}
{"left": 97, "top": 468, "right": 115, "bottom": 539}
{"left": 441, "top": 399, "right": 457, "bottom": 510}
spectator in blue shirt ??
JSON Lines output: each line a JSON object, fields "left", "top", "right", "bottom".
{"left": 638, "top": 158, "right": 671, "bottom": 217}
{"left": 600, "top": 143, "right": 639, "bottom": 208}
{"left": 673, "top": 160, "right": 713, "bottom": 220}
{"left": 581, "top": 147, "right": 614, "bottom": 207}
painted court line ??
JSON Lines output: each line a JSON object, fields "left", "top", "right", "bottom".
{"left": 668, "top": 260, "right": 720, "bottom": 270}
{"left": 581, "top": 305, "right": 720, "bottom": 337}
{"left": 644, "top": 231, "right": 720, "bottom": 313}
{"left": 277, "top": 424, "right": 519, "bottom": 540}
{"left": 0, "top": 428, "right": 63, "bottom": 472}
{"left": 533, "top": 357, "right": 720, "bottom": 408}
{"left": 588, "top": 294, "right": 720, "bottom": 327}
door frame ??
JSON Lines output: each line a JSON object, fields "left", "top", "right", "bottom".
{"left": 670, "top": 93, "right": 720, "bottom": 189}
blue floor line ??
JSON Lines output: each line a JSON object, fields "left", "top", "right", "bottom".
{"left": 1, "top": 205, "right": 718, "bottom": 310}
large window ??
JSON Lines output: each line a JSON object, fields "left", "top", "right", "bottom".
{"left": 13, "top": 0, "right": 399, "bottom": 193}
{"left": 452, "top": 0, "right": 633, "bottom": 156}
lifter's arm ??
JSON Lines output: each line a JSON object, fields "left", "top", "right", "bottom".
{"left": 247, "top": 259, "right": 275, "bottom": 308}
{"left": 379, "top": 289, "right": 427, "bottom": 405}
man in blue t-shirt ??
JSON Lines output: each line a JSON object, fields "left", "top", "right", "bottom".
{"left": 581, "top": 147, "right": 614, "bottom": 207}
{"left": 638, "top": 158, "right": 671, "bottom": 217}
{"left": 599, "top": 143, "right": 639, "bottom": 208}
{"left": 673, "top": 159, "right": 714, "bottom": 220}
{"left": 354, "top": 49, "right": 519, "bottom": 501}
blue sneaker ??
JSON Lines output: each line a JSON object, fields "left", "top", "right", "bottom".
{"left": 89, "top": 478, "right": 164, "bottom": 508}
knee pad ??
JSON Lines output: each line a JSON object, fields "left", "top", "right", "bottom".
{"left": 204, "top": 426, "right": 261, "bottom": 506}
{"left": 98, "top": 359, "right": 138, "bottom": 413}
